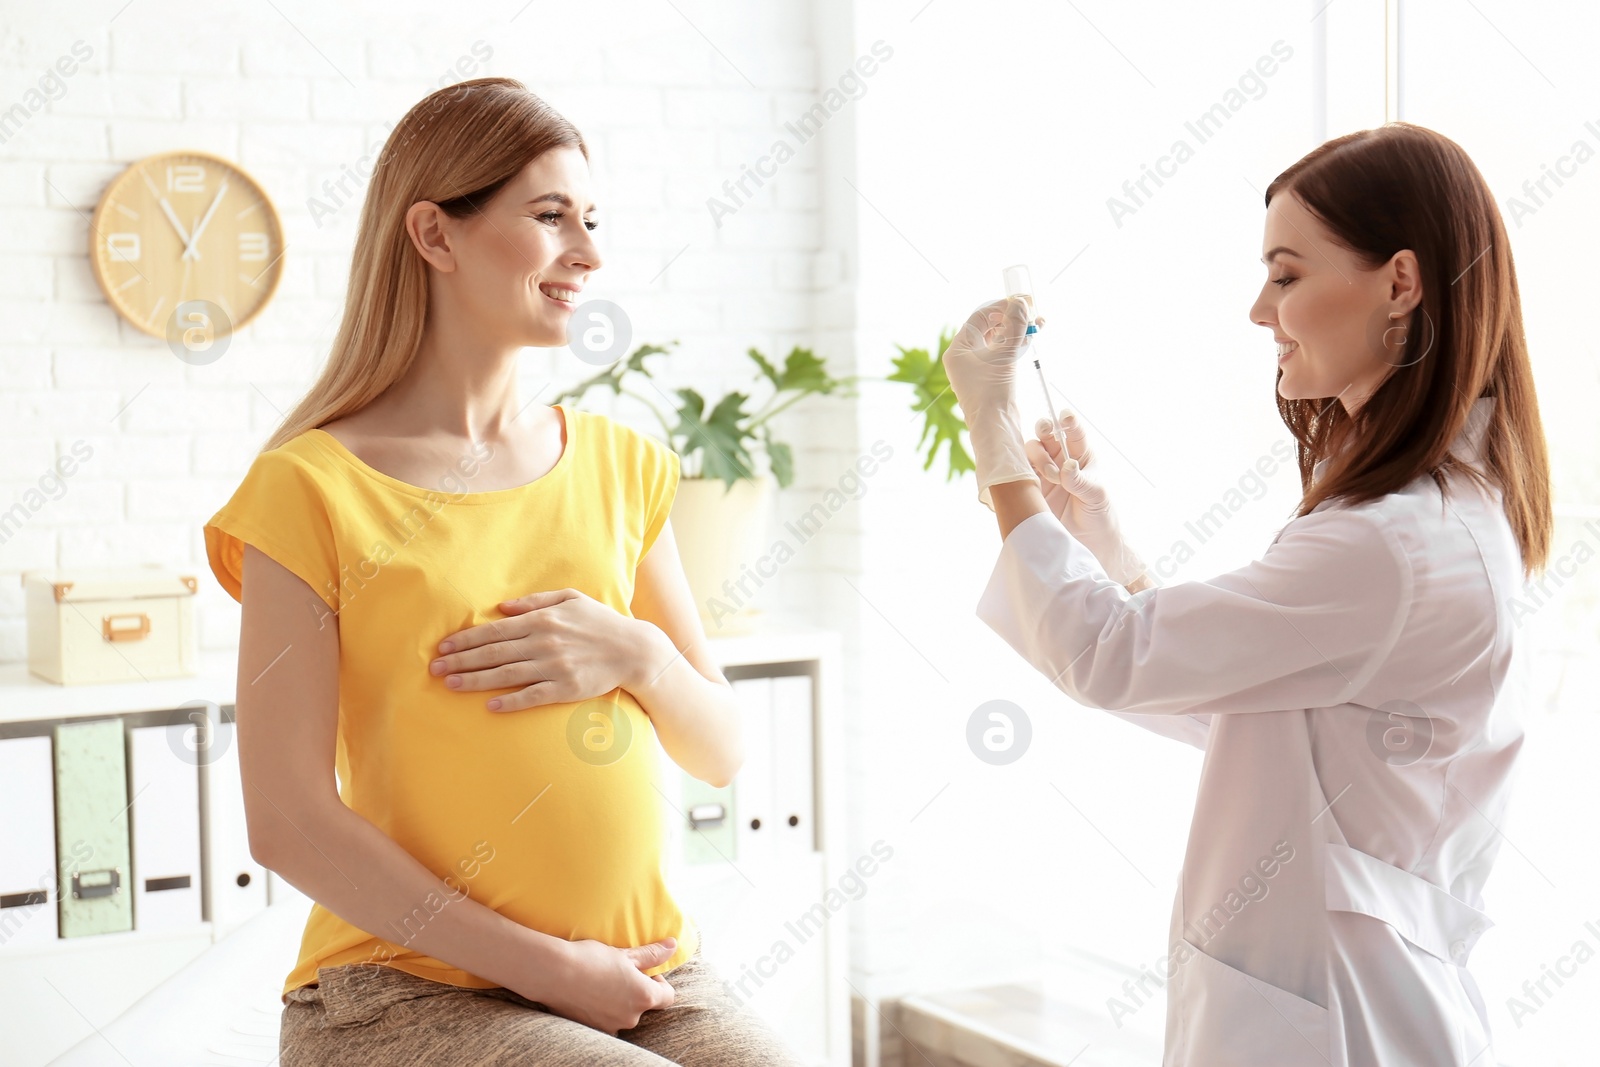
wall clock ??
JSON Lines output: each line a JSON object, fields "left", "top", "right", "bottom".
{"left": 88, "top": 150, "right": 284, "bottom": 343}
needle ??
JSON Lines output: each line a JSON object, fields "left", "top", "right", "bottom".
{"left": 1003, "top": 264, "right": 1059, "bottom": 449}
{"left": 1033, "top": 357, "right": 1060, "bottom": 447}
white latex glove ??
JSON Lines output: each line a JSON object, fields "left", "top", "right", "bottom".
{"left": 942, "top": 296, "right": 1038, "bottom": 511}
{"left": 1024, "top": 408, "right": 1152, "bottom": 589}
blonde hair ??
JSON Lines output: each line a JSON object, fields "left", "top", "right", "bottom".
{"left": 262, "top": 77, "right": 586, "bottom": 453}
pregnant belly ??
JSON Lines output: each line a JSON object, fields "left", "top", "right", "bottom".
{"left": 352, "top": 688, "right": 671, "bottom": 941}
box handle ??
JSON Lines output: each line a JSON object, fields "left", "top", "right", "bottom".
{"left": 102, "top": 612, "right": 151, "bottom": 642}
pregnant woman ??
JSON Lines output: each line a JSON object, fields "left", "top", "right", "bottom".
{"left": 204, "top": 77, "right": 800, "bottom": 1066}
{"left": 943, "top": 122, "right": 1551, "bottom": 1065}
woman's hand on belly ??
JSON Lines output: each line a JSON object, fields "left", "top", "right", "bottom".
{"left": 430, "top": 587, "right": 652, "bottom": 712}
{"left": 535, "top": 935, "right": 679, "bottom": 1034}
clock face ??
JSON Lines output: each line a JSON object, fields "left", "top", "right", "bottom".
{"left": 90, "top": 150, "right": 285, "bottom": 340}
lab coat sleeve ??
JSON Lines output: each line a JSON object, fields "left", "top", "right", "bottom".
{"left": 1105, "top": 708, "right": 1212, "bottom": 749}
{"left": 974, "top": 505, "right": 1413, "bottom": 717}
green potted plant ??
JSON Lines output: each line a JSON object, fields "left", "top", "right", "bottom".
{"left": 554, "top": 331, "right": 973, "bottom": 631}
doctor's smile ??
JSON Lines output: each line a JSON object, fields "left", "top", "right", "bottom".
{"left": 84, "top": 18, "right": 1567, "bottom": 1063}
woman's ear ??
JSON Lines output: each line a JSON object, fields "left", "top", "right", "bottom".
{"left": 405, "top": 200, "right": 457, "bottom": 273}
{"left": 1388, "top": 248, "right": 1424, "bottom": 313}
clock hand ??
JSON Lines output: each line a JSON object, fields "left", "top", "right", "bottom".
{"left": 182, "top": 180, "right": 229, "bottom": 262}
{"left": 158, "top": 198, "right": 196, "bottom": 257}
{"left": 140, "top": 168, "right": 197, "bottom": 258}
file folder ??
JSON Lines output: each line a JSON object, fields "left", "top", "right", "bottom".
{"left": 128, "top": 723, "right": 203, "bottom": 932}
{"left": 201, "top": 717, "right": 269, "bottom": 934}
{"left": 731, "top": 676, "right": 773, "bottom": 866}
{"left": 0, "top": 735, "right": 58, "bottom": 946}
{"left": 53, "top": 718, "right": 134, "bottom": 937}
{"left": 770, "top": 674, "right": 816, "bottom": 854}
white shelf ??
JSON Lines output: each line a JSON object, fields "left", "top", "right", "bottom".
{"left": 0, "top": 920, "right": 216, "bottom": 959}
{"left": 0, "top": 649, "right": 239, "bottom": 725}
{"left": 0, "top": 923, "right": 217, "bottom": 1067}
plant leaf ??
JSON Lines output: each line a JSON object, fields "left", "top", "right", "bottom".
{"left": 888, "top": 328, "right": 973, "bottom": 480}
{"left": 748, "top": 348, "right": 782, "bottom": 390}
{"left": 672, "top": 388, "right": 755, "bottom": 488}
{"left": 751, "top": 345, "right": 854, "bottom": 396}
{"left": 765, "top": 435, "right": 794, "bottom": 489}
{"left": 551, "top": 342, "right": 676, "bottom": 403}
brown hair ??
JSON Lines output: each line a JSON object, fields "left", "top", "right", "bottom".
{"left": 261, "top": 77, "right": 586, "bottom": 452}
{"left": 1266, "top": 121, "right": 1551, "bottom": 576}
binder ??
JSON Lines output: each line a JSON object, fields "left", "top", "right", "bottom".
{"left": 731, "top": 676, "right": 773, "bottom": 866}
{"left": 0, "top": 735, "right": 58, "bottom": 946}
{"left": 128, "top": 724, "right": 203, "bottom": 931}
{"left": 679, "top": 771, "right": 736, "bottom": 868}
{"left": 769, "top": 674, "right": 816, "bottom": 854}
{"left": 53, "top": 718, "right": 134, "bottom": 937}
{"left": 200, "top": 717, "right": 268, "bottom": 934}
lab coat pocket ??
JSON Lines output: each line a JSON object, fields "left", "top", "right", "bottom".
{"left": 1175, "top": 938, "right": 1333, "bottom": 1067}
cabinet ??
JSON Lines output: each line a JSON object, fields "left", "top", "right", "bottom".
{"left": 661, "top": 632, "right": 849, "bottom": 1067}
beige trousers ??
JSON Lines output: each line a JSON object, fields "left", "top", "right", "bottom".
{"left": 278, "top": 947, "right": 805, "bottom": 1066}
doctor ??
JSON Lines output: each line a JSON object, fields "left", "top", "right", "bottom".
{"left": 942, "top": 123, "right": 1553, "bottom": 1066}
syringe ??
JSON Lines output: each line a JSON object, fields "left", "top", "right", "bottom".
{"left": 1002, "top": 263, "right": 1061, "bottom": 445}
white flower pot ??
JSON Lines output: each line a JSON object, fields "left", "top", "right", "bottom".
{"left": 668, "top": 475, "right": 774, "bottom": 636}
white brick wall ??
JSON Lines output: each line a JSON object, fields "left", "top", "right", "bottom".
{"left": 0, "top": 0, "right": 848, "bottom": 658}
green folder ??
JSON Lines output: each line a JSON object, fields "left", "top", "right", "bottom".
{"left": 54, "top": 719, "right": 133, "bottom": 937}
{"left": 681, "top": 771, "right": 737, "bottom": 866}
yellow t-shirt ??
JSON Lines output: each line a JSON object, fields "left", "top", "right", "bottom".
{"left": 203, "top": 403, "right": 698, "bottom": 996}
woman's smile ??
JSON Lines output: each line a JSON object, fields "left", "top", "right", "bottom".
{"left": 538, "top": 280, "right": 581, "bottom": 310}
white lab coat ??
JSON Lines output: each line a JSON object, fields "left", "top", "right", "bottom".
{"left": 976, "top": 397, "right": 1526, "bottom": 1066}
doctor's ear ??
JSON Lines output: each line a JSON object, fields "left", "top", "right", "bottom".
{"left": 1385, "top": 248, "right": 1424, "bottom": 311}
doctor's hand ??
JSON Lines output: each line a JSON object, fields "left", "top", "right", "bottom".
{"left": 943, "top": 296, "right": 1039, "bottom": 511}
{"left": 1026, "top": 408, "right": 1153, "bottom": 591}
